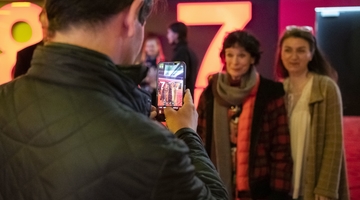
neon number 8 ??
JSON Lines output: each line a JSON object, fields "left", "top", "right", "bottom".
{"left": 177, "top": 2, "right": 252, "bottom": 107}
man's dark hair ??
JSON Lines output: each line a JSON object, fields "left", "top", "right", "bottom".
{"left": 169, "top": 22, "right": 187, "bottom": 42}
{"left": 220, "top": 30, "right": 262, "bottom": 66}
{"left": 45, "top": 0, "right": 157, "bottom": 33}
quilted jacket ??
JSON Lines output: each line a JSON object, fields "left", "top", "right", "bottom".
{"left": 0, "top": 43, "right": 228, "bottom": 200}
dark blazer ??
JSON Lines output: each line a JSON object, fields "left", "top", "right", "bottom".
{"left": 171, "top": 41, "right": 199, "bottom": 97}
{"left": 13, "top": 41, "right": 43, "bottom": 78}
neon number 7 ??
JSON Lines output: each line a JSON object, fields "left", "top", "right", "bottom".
{"left": 177, "top": 2, "right": 252, "bottom": 107}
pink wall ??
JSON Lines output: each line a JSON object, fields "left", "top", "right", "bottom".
{"left": 279, "top": 0, "right": 360, "bottom": 34}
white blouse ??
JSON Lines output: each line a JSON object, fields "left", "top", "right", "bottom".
{"left": 284, "top": 75, "right": 314, "bottom": 199}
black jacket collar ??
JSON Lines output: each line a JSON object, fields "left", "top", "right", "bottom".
{"left": 174, "top": 41, "right": 188, "bottom": 51}
{"left": 28, "top": 43, "right": 151, "bottom": 115}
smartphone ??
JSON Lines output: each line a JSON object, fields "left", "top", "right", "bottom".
{"left": 156, "top": 61, "right": 186, "bottom": 122}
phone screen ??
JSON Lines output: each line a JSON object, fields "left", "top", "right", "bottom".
{"left": 156, "top": 62, "right": 186, "bottom": 121}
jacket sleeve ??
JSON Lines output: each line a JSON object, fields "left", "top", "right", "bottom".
{"left": 314, "top": 79, "right": 344, "bottom": 199}
{"left": 269, "top": 97, "right": 293, "bottom": 199}
{"left": 152, "top": 128, "right": 228, "bottom": 200}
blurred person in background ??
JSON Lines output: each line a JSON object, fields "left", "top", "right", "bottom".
{"left": 141, "top": 33, "right": 166, "bottom": 68}
{"left": 167, "top": 21, "right": 198, "bottom": 98}
{"left": 140, "top": 33, "right": 165, "bottom": 105}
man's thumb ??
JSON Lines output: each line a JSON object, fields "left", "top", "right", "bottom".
{"left": 164, "top": 107, "right": 175, "bottom": 117}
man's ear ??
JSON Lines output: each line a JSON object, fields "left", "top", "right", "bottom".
{"left": 125, "top": 0, "right": 144, "bottom": 37}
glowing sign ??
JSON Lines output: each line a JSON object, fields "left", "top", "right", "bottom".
{"left": 0, "top": 2, "right": 42, "bottom": 85}
{"left": 177, "top": 2, "right": 252, "bottom": 107}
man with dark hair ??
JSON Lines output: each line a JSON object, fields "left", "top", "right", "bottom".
{"left": 12, "top": 9, "right": 48, "bottom": 78}
{"left": 0, "top": 0, "right": 227, "bottom": 200}
{"left": 167, "top": 21, "right": 199, "bottom": 98}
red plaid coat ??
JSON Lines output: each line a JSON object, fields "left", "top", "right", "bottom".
{"left": 197, "top": 75, "right": 293, "bottom": 200}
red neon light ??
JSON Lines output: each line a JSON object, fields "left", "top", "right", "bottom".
{"left": 177, "top": 2, "right": 252, "bottom": 107}
{"left": 0, "top": 2, "right": 42, "bottom": 85}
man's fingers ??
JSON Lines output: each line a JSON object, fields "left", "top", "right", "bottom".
{"left": 164, "top": 106, "right": 176, "bottom": 117}
{"left": 183, "top": 89, "right": 193, "bottom": 105}
{"left": 151, "top": 105, "right": 156, "bottom": 112}
{"left": 150, "top": 111, "right": 157, "bottom": 119}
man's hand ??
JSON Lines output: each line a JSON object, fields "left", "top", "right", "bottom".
{"left": 164, "top": 89, "right": 198, "bottom": 133}
{"left": 150, "top": 105, "right": 157, "bottom": 119}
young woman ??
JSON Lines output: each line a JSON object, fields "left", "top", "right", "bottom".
{"left": 275, "top": 26, "right": 349, "bottom": 200}
{"left": 141, "top": 33, "right": 166, "bottom": 68}
{"left": 140, "top": 33, "right": 166, "bottom": 105}
{"left": 197, "top": 30, "right": 293, "bottom": 200}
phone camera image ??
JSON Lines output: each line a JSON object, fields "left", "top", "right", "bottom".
{"left": 156, "top": 61, "right": 186, "bottom": 121}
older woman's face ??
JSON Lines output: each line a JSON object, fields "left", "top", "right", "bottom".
{"left": 225, "top": 45, "right": 254, "bottom": 81}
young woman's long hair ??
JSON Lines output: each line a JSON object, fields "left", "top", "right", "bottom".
{"left": 275, "top": 27, "right": 338, "bottom": 81}
{"left": 140, "top": 33, "right": 165, "bottom": 65}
